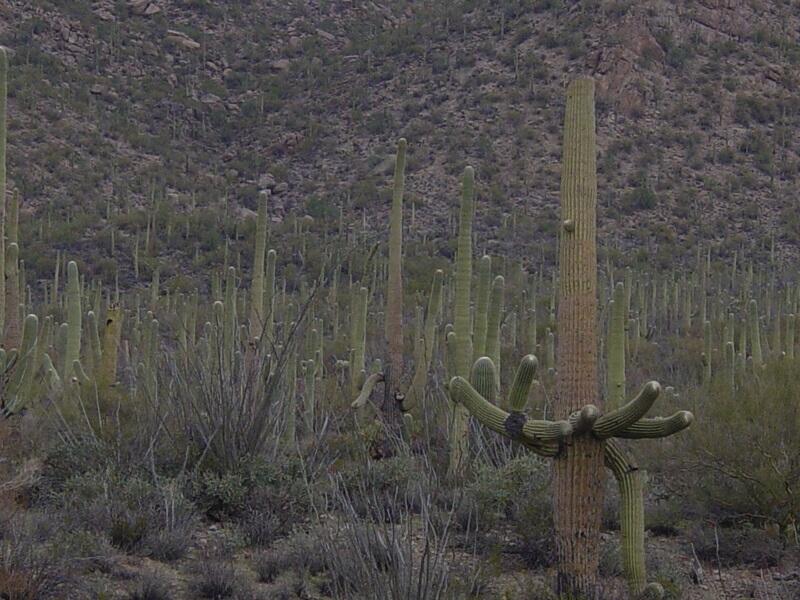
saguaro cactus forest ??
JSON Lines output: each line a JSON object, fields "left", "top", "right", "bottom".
{"left": 1, "top": 3, "right": 799, "bottom": 598}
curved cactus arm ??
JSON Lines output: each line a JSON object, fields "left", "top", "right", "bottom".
{"left": 507, "top": 354, "right": 538, "bottom": 411}
{"left": 470, "top": 356, "right": 497, "bottom": 405}
{"left": 351, "top": 372, "right": 385, "bottom": 409}
{"left": 614, "top": 411, "right": 694, "bottom": 439}
{"left": 72, "top": 360, "right": 92, "bottom": 386}
{"left": 449, "top": 376, "right": 571, "bottom": 450}
{"left": 604, "top": 439, "right": 664, "bottom": 600}
{"left": 522, "top": 416, "right": 573, "bottom": 442}
{"left": 568, "top": 404, "right": 600, "bottom": 434}
{"left": 41, "top": 353, "right": 62, "bottom": 393}
{"left": 592, "top": 381, "right": 661, "bottom": 439}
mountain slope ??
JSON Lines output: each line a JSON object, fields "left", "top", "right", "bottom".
{"left": 2, "top": 0, "right": 800, "bottom": 288}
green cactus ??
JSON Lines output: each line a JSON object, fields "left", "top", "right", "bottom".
{"left": 63, "top": 261, "right": 82, "bottom": 380}
{"left": 385, "top": 138, "right": 407, "bottom": 409}
{"left": 749, "top": 299, "right": 763, "bottom": 367}
{"left": 249, "top": 191, "right": 269, "bottom": 340}
{"left": 99, "top": 305, "right": 123, "bottom": 392}
{"left": 473, "top": 255, "right": 492, "bottom": 360}
{"left": 608, "top": 282, "right": 626, "bottom": 409}
{"left": 450, "top": 79, "right": 694, "bottom": 599}
{"left": 351, "top": 286, "right": 368, "bottom": 398}
{"left": 4, "top": 313, "right": 38, "bottom": 414}
{"left": 3, "top": 242, "right": 19, "bottom": 349}
{"left": 448, "top": 166, "right": 475, "bottom": 480}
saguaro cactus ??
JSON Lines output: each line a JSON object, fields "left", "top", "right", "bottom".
{"left": 385, "top": 138, "right": 407, "bottom": 427}
{"left": 552, "top": 77, "right": 605, "bottom": 596}
{"left": 351, "top": 140, "right": 443, "bottom": 446}
{"left": 608, "top": 282, "right": 626, "bottom": 409}
{"left": 64, "top": 261, "right": 82, "bottom": 380}
{"left": 448, "top": 166, "right": 475, "bottom": 480}
{"left": 450, "top": 79, "right": 693, "bottom": 599}
{"left": 0, "top": 47, "right": 7, "bottom": 339}
{"left": 249, "top": 191, "right": 268, "bottom": 340}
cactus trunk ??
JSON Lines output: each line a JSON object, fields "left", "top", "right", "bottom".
{"left": 552, "top": 78, "right": 604, "bottom": 598}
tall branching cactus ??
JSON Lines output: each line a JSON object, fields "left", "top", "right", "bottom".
{"left": 449, "top": 79, "right": 694, "bottom": 599}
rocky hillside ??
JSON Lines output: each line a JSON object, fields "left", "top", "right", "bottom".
{"left": 2, "top": 0, "right": 800, "bottom": 288}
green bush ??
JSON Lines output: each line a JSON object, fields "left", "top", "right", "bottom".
{"left": 688, "top": 360, "right": 800, "bottom": 532}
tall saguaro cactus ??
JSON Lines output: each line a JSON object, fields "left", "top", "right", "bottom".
{"left": 385, "top": 138, "right": 407, "bottom": 426}
{"left": 0, "top": 47, "right": 7, "bottom": 339}
{"left": 448, "top": 165, "right": 475, "bottom": 480}
{"left": 64, "top": 261, "right": 82, "bottom": 380}
{"left": 352, "top": 140, "right": 443, "bottom": 449}
{"left": 552, "top": 77, "right": 605, "bottom": 596}
{"left": 249, "top": 192, "right": 268, "bottom": 341}
{"left": 449, "top": 79, "right": 693, "bottom": 599}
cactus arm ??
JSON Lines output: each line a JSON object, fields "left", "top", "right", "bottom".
{"left": 592, "top": 381, "right": 661, "bottom": 439}
{"left": 351, "top": 372, "right": 385, "bottom": 409}
{"left": 604, "top": 440, "right": 665, "bottom": 600}
{"left": 613, "top": 411, "right": 694, "bottom": 439}
{"left": 507, "top": 354, "right": 538, "bottom": 411}
{"left": 470, "top": 356, "right": 497, "bottom": 405}
{"left": 473, "top": 255, "right": 492, "bottom": 360}
{"left": 449, "top": 375, "right": 571, "bottom": 448}
{"left": 72, "top": 360, "right": 92, "bottom": 386}
{"left": 568, "top": 404, "right": 600, "bottom": 434}
{"left": 41, "top": 353, "right": 62, "bottom": 393}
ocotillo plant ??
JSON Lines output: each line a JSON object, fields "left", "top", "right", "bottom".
{"left": 449, "top": 78, "right": 693, "bottom": 599}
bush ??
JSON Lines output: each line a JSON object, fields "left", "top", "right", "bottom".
{"left": 54, "top": 471, "right": 196, "bottom": 560}
{"left": 687, "top": 522, "right": 784, "bottom": 568}
{"left": 128, "top": 569, "right": 174, "bottom": 600}
{"left": 189, "top": 560, "right": 251, "bottom": 599}
{"left": 465, "top": 454, "right": 554, "bottom": 567}
{"left": 687, "top": 360, "right": 800, "bottom": 531}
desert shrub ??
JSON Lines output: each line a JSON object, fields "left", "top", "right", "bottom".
{"left": 334, "top": 455, "right": 424, "bottom": 522}
{"left": 191, "top": 454, "right": 311, "bottom": 525}
{"left": 687, "top": 522, "right": 784, "bottom": 568}
{"left": 53, "top": 471, "right": 196, "bottom": 560}
{"left": 128, "top": 568, "right": 174, "bottom": 600}
{"left": 465, "top": 454, "right": 554, "bottom": 567}
{"left": 189, "top": 560, "right": 245, "bottom": 599}
{"left": 254, "top": 549, "right": 291, "bottom": 583}
{"left": 0, "top": 512, "right": 89, "bottom": 599}
{"left": 687, "top": 360, "right": 800, "bottom": 531}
